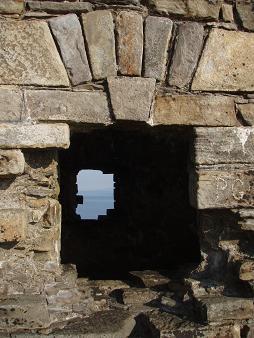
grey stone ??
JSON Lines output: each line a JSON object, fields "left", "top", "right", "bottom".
{"left": 238, "top": 104, "right": 254, "bottom": 125}
{"left": 222, "top": 3, "right": 234, "bottom": 23}
{"left": 108, "top": 77, "right": 156, "bottom": 121}
{"left": 0, "top": 150, "right": 25, "bottom": 176}
{"left": 130, "top": 270, "right": 170, "bottom": 288}
{"left": 168, "top": 22, "right": 204, "bottom": 89}
{"left": 116, "top": 11, "right": 143, "bottom": 76}
{"left": 192, "top": 127, "right": 254, "bottom": 165}
{"left": 49, "top": 14, "right": 92, "bottom": 85}
{"left": 0, "top": 89, "right": 23, "bottom": 122}
{"left": 153, "top": 95, "right": 237, "bottom": 126}
{"left": 27, "top": 1, "right": 93, "bottom": 13}
{"left": 0, "top": 123, "right": 70, "bottom": 149}
{"left": 25, "top": 90, "right": 111, "bottom": 125}
{"left": 236, "top": 3, "right": 254, "bottom": 31}
{"left": 0, "top": 0, "right": 24, "bottom": 14}
{"left": 0, "top": 21, "right": 69, "bottom": 87}
{"left": 192, "top": 29, "right": 254, "bottom": 92}
{"left": 144, "top": 16, "right": 173, "bottom": 81}
{"left": 82, "top": 10, "right": 117, "bottom": 79}
{"left": 0, "top": 294, "right": 50, "bottom": 330}
{"left": 148, "top": 0, "right": 187, "bottom": 16}
{"left": 122, "top": 288, "right": 159, "bottom": 305}
{"left": 0, "top": 209, "right": 26, "bottom": 242}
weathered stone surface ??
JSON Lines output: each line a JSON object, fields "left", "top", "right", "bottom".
{"left": 116, "top": 11, "right": 143, "bottom": 76}
{"left": 193, "top": 127, "right": 254, "bottom": 165}
{"left": 130, "top": 270, "right": 170, "bottom": 288}
{"left": 149, "top": 0, "right": 221, "bottom": 20}
{"left": 108, "top": 77, "right": 156, "bottom": 121}
{"left": 196, "top": 296, "right": 254, "bottom": 323}
{"left": 0, "top": 295, "right": 50, "bottom": 330}
{"left": 190, "top": 164, "right": 254, "bottom": 209}
{"left": 82, "top": 10, "right": 117, "bottom": 79}
{"left": 122, "top": 287, "right": 159, "bottom": 305}
{"left": 25, "top": 90, "right": 111, "bottom": 124}
{"left": 0, "top": 89, "right": 23, "bottom": 122}
{"left": 239, "top": 261, "right": 254, "bottom": 281}
{"left": 168, "top": 22, "right": 204, "bottom": 89}
{"left": 0, "top": 209, "right": 26, "bottom": 242}
{"left": 192, "top": 29, "right": 254, "bottom": 92}
{"left": 144, "top": 16, "right": 173, "bottom": 81}
{"left": 0, "top": 123, "right": 69, "bottom": 149}
{"left": 238, "top": 103, "right": 254, "bottom": 125}
{"left": 153, "top": 95, "right": 237, "bottom": 126}
{"left": 0, "top": 21, "right": 69, "bottom": 87}
{"left": 0, "top": 0, "right": 24, "bottom": 14}
{"left": 27, "top": 1, "right": 93, "bottom": 13}
{"left": 236, "top": 3, "right": 254, "bottom": 31}
{"left": 222, "top": 3, "right": 234, "bottom": 23}
{"left": 0, "top": 150, "right": 25, "bottom": 176}
{"left": 49, "top": 14, "right": 92, "bottom": 85}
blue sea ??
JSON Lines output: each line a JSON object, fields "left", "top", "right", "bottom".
{"left": 76, "top": 190, "right": 114, "bottom": 220}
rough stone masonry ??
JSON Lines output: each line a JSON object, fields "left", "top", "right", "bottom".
{"left": 0, "top": 0, "right": 254, "bottom": 336}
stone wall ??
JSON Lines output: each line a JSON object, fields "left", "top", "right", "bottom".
{"left": 0, "top": 0, "right": 254, "bottom": 336}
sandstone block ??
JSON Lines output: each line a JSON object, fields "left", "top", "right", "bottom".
{"left": 108, "top": 77, "right": 156, "bottom": 121}
{"left": 239, "top": 261, "right": 254, "bottom": 281}
{"left": 0, "top": 209, "right": 26, "bottom": 242}
{"left": 193, "top": 127, "right": 254, "bottom": 165}
{"left": 0, "top": 123, "right": 70, "bottom": 149}
{"left": 25, "top": 90, "right": 111, "bottom": 124}
{"left": 236, "top": 3, "right": 254, "bottom": 31}
{"left": 238, "top": 103, "right": 254, "bottom": 125}
{"left": 149, "top": 0, "right": 187, "bottom": 16}
{"left": 27, "top": 1, "right": 93, "bottom": 13}
{"left": 82, "top": 10, "right": 117, "bottom": 79}
{"left": 222, "top": 3, "right": 234, "bottom": 23}
{"left": 49, "top": 14, "right": 92, "bottom": 85}
{"left": 0, "top": 0, "right": 24, "bottom": 14}
{"left": 116, "top": 11, "right": 143, "bottom": 76}
{"left": 0, "top": 89, "right": 23, "bottom": 122}
{"left": 153, "top": 95, "right": 236, "bottom": 126}
{"left": 190, "top": 164, "right": 254, "bottom": 209}
{"left": 0, "top": 21, "right": 69, "bottom": 87}
{"left": 144, "top": 16, "right": 173, "bottom": 81}
{"left": 0, "top": 150, "right": 25, "bottom": 176}
{"left": 168, "top": 22, "right": 204, "bottom": 89}
{"left": 122, "top": 287, "right": 159, "bottom": 305}
{"left": 192, "top": 29, "right": 254, "bottom": 92}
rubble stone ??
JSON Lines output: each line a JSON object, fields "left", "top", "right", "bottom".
{"left": 144, "top": 16, "right": 173, "bottom": 80}
{"left": 236, "top": 3, "right": 254, "bottom": 31}
{"left": 82, "top": 10, "right": 117, "bottom": 79}
{"left": 0, "top": 209, "right": 26, "bottom": 242}
{"left": 27, "top": 1, "right": 93, "bottom": 13}
{"left": 0, "top": 150, "right": 25, "bottom": 176}
{"left": 122, "top": 287, "right": 159, "bottom": 305}
{"left": 222, "top": 3, "right": 234, "bottom": 23}
{"left": 0, "top": 0, "right": 24, "bottom": 14}
{"left": 108, "top": 77, "right": 156, "bottom": 121}
{"left": 192, "top": 29, "right": 254, "bottom": 92}
{"left": 49, "top": 14, "right": 92, "bottom": 85}
{"left": 239, "top": 261, "right": 254, "bottom": 281}
{"left": 238, "top": 103, "right": 254, "bottom": 125}
{"left": 0, "top": 21, "right": 69, "bottom": 86}
{"left": 116, "top": 11, "right": 143, "bottom": 76}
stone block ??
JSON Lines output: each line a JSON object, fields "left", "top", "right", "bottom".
{"left": 0, "top": 21, "right": 69, "bottom": 87}
{"left": 238, "top": 103, "right": 254, "bottom": 125}
{"left": 0, "top": 150, "right": 25, "bottom": 176}
{"left": 0, "top": 89, "right": 23, "bottom": 122}
{"left": 192, "top": 29, "right": 254, "bottom": 92}
{"left": 0, "top": 0, "right": 24, "bottom": 14}
{"left": 108, "top": 77, "right": 156, "bottom": 121}
{"left": 153, "top": 95, "right": 236, "bottom": 126}
{"left": 116, "top": 11, "right": 143, "bottom": 76}
{"left": 27, "top": 1, "right": 93, "bottom": 13}
{"left": 239, "top": 261, "right": 254, "bottom": 281}
{"left": 25, "top": 90, "right": 111, "bottom": 125}
{"left": 49, "top": 14, "right": 92, "bottom": 85}
{"left": 222, "top": 3, "right": 234, "bottom": 23}
{"left": 0, "top": 209, "right": 26, "bottom": 242}
{"left": 0, "top": 123, "right": 70, "bottom": 149}
{"left": 236, "top": 3, "right": 254, "bottom": 31}
{"left": 190, "top": 164, "right": 254, "bottom": 209}
{"left": 196, "top": 296, "right": 254, "bottom": 323}
{"left": 82, "top": 10, "right": 117, "bottom": 79}
{"left": 168, "top": 22, "right": 204, "bottom": 89}
{"left": 144, "top": 16, "right": 173, "bottom": 81}
{"left": 0, "top": 294, "right": 50, "bottom": 330}
{"left": 122, "top": 288, "right": 159, "bottom": 305}
{"left": 193, "top": 127, "right": 254, "bottom": 165}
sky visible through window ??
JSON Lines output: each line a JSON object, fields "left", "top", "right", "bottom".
{"left": 76, "top": 170, "right": 114, "bottom": 220}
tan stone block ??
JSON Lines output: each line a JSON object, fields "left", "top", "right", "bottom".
{"left": 222, "top": 3, "right": 234, "bottom": 22}
{"left": 239, "top": 261, "right": 254, "bottom": 281}
{"left": 238, "top": 103, "right": 254, "bottom": 125}
{"left": 0, "top": 0, "right": 24, "bottom": 14}
{"left": 0, "top": 89, "right": 23, "bottom": 122}
{"left": 0, "top": 150, "right": 25, "bottom": 176}
{"left": 0, "top": 209, "right": 26, "bottom": 242}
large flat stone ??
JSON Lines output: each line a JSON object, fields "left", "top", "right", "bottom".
{"left": 25, "top": 90, "right": 111, "bottom": 124}
{"left": 0, "top": 150, "right": 25, "bottom": 176}
{"left": 49, "top": 14, "right": 92, "bottom": 85}
{"left": 108, "top": 77, "right": 156, "bottom": 121}
{"left": 144, "top": 16, "right": 173, "bottom": 81}
{"left": 27, "top": 1, "right": 93, "bottom": 13}
{"left": 116, "top": 11, "right": 143, "bottom": 76}
{"left": 0, "top": 21, "right": 69, "bottom": 87}
{"left": 0, "top": 89, "right": 23, "bottom": 122}
{"left": 0, "top": 123, "right": 70, "bottom": 149}
{"left": 82, "top": 10, "right": 117, "bottom": 79}
{"left": 192, "top": 29, "right": 254, "bottom": 92}
{"left": 193, "top": 127, "right": 254, "bottom": 165}
{"left": 153, "top": 95, "right": 237, "bottom": 126}
{"left": 236, "top": 3, "right": 254, "bottom": 31}
{"left": 0, "top": 0, "right": 24, "bottom": 14}
{"left": 0, "top": 209, "right": 26, "bottom": 242}
{"left": 168, "top": 22, "right": 204, "bottom": 89}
